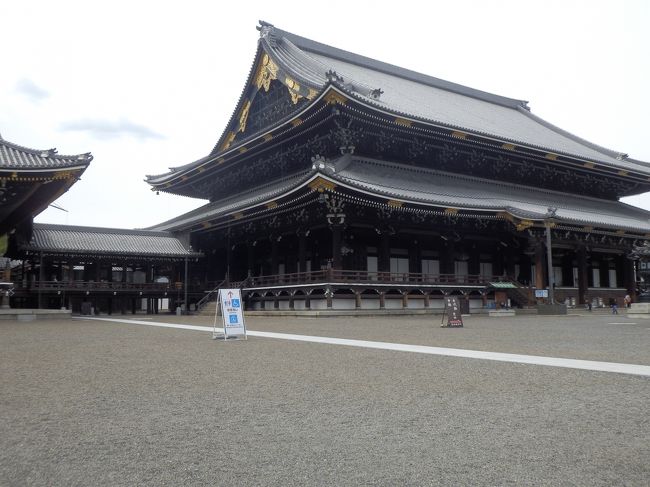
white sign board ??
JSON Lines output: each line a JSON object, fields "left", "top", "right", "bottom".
{"left": 217, "top": 288, "right": 247, "bottom": 339}
{"left": 535, "top": 289, "right": 549, "bottom": 298}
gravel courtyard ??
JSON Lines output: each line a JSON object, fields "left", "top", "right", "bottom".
{"left": 1, "top": 313, "right": 649, "bottom": 486}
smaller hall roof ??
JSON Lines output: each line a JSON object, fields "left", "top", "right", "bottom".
{"left": 24, "top": 223, "right": 200, "bottom": 258}
{"left": 0, "top": 134, "right": 92, "bottom": 170}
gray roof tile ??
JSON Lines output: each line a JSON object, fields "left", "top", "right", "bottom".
{"left": 0, "top": 135, "right": 92, "bottom": 170}
{"left": 267, "top": 25, "right": 648, "bottom": 172}
{"left": 25, "top": 224, "right": 199, "bottom": 258}
{"left": 332, "top": 157, "right": 650, "bottom": 232}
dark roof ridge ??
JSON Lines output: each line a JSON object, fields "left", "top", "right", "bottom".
{"left": 0, "top": 136, "right": 92, "bottom": 161}
{"left": 265, "top": 22, "right": 528, "bottom": 110}
{"left": 34, "top": 222, "right": 175, "bottom": 237}
{"left": 517, "top": 107, "right": 650, "bottom": 167}
{"left": 341, "top": 155, "right": 650, "bottom": 213}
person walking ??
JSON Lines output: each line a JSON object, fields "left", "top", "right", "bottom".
{"left": 611, "top": 301, "right": 618, "bottom": 314}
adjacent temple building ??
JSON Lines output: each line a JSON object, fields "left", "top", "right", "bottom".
{"left": 6, "top": 22, "right": 650, "bottom": 313}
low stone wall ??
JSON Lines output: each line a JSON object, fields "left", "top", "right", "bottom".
{"left": 0, "top": 309, "right": 72, "bottom": 321}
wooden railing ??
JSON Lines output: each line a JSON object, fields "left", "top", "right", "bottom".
{"left": 22, "top": 281, "right": 175, "bottom": 292}
{"left": 242, "top": 269, "right": 504, "bottom": 288}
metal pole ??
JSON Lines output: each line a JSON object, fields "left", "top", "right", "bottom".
{"left": 546, "top": 222, "right": 554, "bottom": 304}
{"left": 184, "top": 257, "right": 188, "bottom": 315}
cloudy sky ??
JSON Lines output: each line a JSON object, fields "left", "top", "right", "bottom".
{"left": 1, "top": 0, "right": 649, "bottom": 229}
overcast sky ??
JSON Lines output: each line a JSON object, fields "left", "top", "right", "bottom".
{"left": 1, "top": 0, "right": 649, "bottom": 229}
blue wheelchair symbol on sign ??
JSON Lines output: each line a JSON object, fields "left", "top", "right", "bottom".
{"left": 231, "top": 298, "right": 240, "bottom": 308}
{"left": 229, "top": 314, "right": 239, "bottom": 324}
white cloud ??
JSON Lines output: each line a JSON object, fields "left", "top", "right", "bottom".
{"left": 15, "top": 79, "right": 49, "bottom": 102}
{"left": 59, "top": 118, "right": 165, "bottom": 140}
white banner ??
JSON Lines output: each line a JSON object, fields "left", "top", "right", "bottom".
{"left": 219, "top": 288, "right": 246, "bottom": 338}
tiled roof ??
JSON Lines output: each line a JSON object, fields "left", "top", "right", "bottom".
{"left": 25, "top": 223, "right": 200, "bottom": 258}
{"left": 255, "top": 23, "right": 647, "bottom": 174}
{"left": 148, "top": 171, "right": 312, "bottom": 231}
{"left": 0, "top": 135, "right": 92, "bottom": 170}
{"left": 149, "top": 154, "right": 650, "bottom": 234}
{"left": 330, "top": 157, "right": 650, "bottom": 232}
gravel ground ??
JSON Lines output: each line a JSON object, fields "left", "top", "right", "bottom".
{"left": 152, "top": 312, "right": 650, "bottom": 365}
{"left": 1, "top": 316, "right": 649, "bottom": 486}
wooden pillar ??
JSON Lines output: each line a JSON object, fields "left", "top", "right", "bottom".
{"left": 599, "top": 260, "right": 610, "bottom": 288}
{"left": 493, "top": 247, "right": 504, "bottom": 277}
{"left": 535, "top": 240, "right": 545, "bottom": 289}
{"left": 577, "top": 246, "right": 588, "bottom": 305}
{"left": 505, "top": 249, "right": 516, "bottom": 280}
{"left": 623, "top": 256, "right": 636, "bottom": 298}
{"left": 271, "top": 237, "right": 279, "bottom": 275}
{"left": 38, "top": 252, "right": 44, "bottom": 309}
{"left": 331, "top": 225, "right": 342, "bottom": 270}
{"left": 247, "top": 242, "right": 255, "bottom": 277}
{"left": 408, "top": 241, "right": 420, "bottom": 274}
{"left": 68, "top": 260, "right": 75, "bottom": 285}
{"left": 379, "top": 233, "right": 390, "bottom": 273}
{"left": 443, "top": 241, "right": 455, "bottom": 276}
{"left": 298, "top": 232, "right": 307, "bottom": 273}
{"left": 468, "top": 247, "right": 480, "bottom": 277}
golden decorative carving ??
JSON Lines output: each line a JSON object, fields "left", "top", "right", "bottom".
{"left": 201, "top": 222, "right": 213, "bottom": 229}
{"left": 387, "top": 199, "right": 403, "bottom": 208}
{"left": 239, "top": 147, "right": 248, "bottom": 154}
{"left": 451, "top": 131, "right": 467, "bottom": 139}
{"left": 617, "top": 170, "right": 628, "bottom": 176}
{"left": 53, "top": 170, "right": 74, "bottom": 180}
{"left": 232, "top": 212, "right": 244, "bottom": 220}
{"left": 217, "top": 158, "right": 225, "bottom": 165}
{"left": 616, "top": 229, "right": 626, "bottom": 235}
{"left": 394, "top": 117, "right": 412, "bottom": 127}
{"left": 266, "top": 201, "right": 278, "bottom": 209}
{"left": 583, "top": 162, "right": 595, "bottom": 169}
{"left": 221, "top": 131, "right": 236, "bottom": 151}
{"left": 323, "top": 91, "right": 348, "bottom": 105}
{"left": 307, "top": 88, "right": 319, "bottom": 100}
{"left": 501, "top": 143, "right": 516, "bottom": 151}
{"left": 444, "top": 208, "right": 458, "bottom": 215}
{"left": 516, "top": 220, "right": 534, "bottom": 231}
{"left": 238, "top": 100, "right": 251, "bottom": 133}
{"left": 308, "top": 177, "right": 337, "bottom": 192}
{"left": 291, "top": 118, "right": 303, "bottom": 127}
{"left": 289, "top": 89, "right": 302, "bottom": 104}
{"left": 583, "top": 226, "right": 593, "bottom": 231}
{"left": 198, "top": 167, "right": 205, "bottom": 173}
{"left": 263, "top": 133, "right": 273, "bottom": 142}
{"left": 545, "top": 153, "right": 558, "bottom": 161}
{"left": 254, "top": 52, "right": 278, "bottom": 92}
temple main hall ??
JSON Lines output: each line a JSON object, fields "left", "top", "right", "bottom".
{"left": 140, "top": 21, "right": 650, "bottom": 312}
